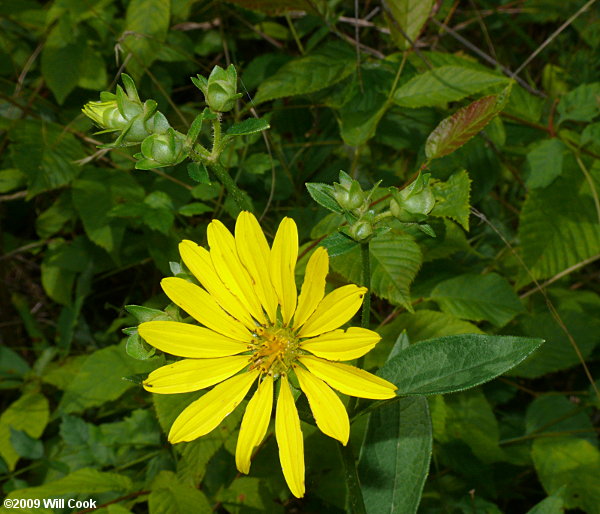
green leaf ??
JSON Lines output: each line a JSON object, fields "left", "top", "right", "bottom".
{"left": 35, "top": 192, "right": 76, "bottom": 238}
{"left": 430, "top": 170, "right": 472, "bottom": 230}
{"left": 525, "top": 139, "right": 566, "bottom": 189}
{"left": 9, "top": 428, "right": 43, "bottom": 460}
{"left": 384, "top": 0, "right": 435, "bottom": 50}
{"left": 532, "top": 437, "right": 600, "bottom": 513}
{"left": 517, "top": 169, "right": 600, "bottom": 285}
{"left": 9, "top": 120, "right": 84, "bottom": 198}
{"left": 72, "top": 168, "right": 145, "bottom": 252}
{"left": 41, "top": 38, "right": 86, "bottom": 103}
{"left": 425, "top": 84, "right": 512, "bottom": 160}
{"left": 0, "top": 393, "right": 49, "bottom": 470}
{"left": 142, "top": 191, "right": 175, "bottom": 234}
{"left": 557, "top": 82, "right": 600, "bottom": 124}
{"left": 178, "top": 202, "right": 212, "bottom": 216}
{"left": 434, "top": 389, "right": 504, "bottom": 463}
{"left": 149, "top": 471, "right": 213, "bottom": 514}
{"left": 318, "top": 231, "right": 359, "bottom": 258}
{"left": 123, "top": 0, "right": 171, "bottom": 81}
{"left": 187, "top": 162, "right": 210, "bottom": 184}
{"left": 332, "top": 231, "right": 422, "bottom": 311}
{"left": 58, "top": 343, "right": 161, "bottom": 413}
{"left": 125, "top": 332, "right": 156, "bottom": 360}
{"left": 225, "top": 117, "right": 270, "bottom": 136}
{"left": 393, "top": 66, "right": 508, "bottom": 108}
{"left": 526, "top": 493, "right": 565, "bottom": 514}
{"left": 305, "top": 182, "right": 344, "bottom": 213}
{"left": 77, "top": 47, "right": 107, "bottom": 90}
{"left": 254, "top": 42, "right": 355, "bottom": 104}
{"left": 0, "top": 168, "right": 26, "bottom": 193}
{"left": 4, "top": 468, "right": 132, "bottom": 501}
{"left": 509, "top": 310, "right": 600, "bottom": 378}
{"left": 379, "top": 334, "right": 544, "bottom": 395}
{"left": 358, "top": 396, "right": 432, "bottom": 514}
{"left": 0, "top": 347, "right": 29, "bottom": 388}
{"left": 125, "top": 305, "right": 171, "bottom": 323}
{"left": 431, "top": 273, "right": 524, "bottom": 327}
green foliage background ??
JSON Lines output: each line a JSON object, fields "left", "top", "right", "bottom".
{"left": 1, "top": 0, "right": 599, "bottom": 512}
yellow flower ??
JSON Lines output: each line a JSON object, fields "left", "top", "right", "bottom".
{"left": 139, "top": 212, "right": 397, "bottom": 498}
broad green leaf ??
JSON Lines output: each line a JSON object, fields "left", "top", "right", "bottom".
{"left": 9, "top": 120, "right": 84, "bottom": 198}
{"left": 431, "top": 273, "right": 523, "bottom": 327}
{"left": 123, "top": 0, "right": 171, "bottom": 81}
{"left": 430, "top": 170, "right": 471, "bottom": 230}
{"left": 178, "top": 202, "right": 212, "bottom": 216}
{"left": 149, "top": 471, "right": 213, "bottom": 513}
{"left": 254, "top": 42, "right": 355, "bottom": 104}
{"left": 126, "top": 332, "right": 156, "bottom": 360}
{"left": 318, "top": 232, "right": 359, "bottom": 258}
{"left": 525, "top": 395, "right": 595, "bottom": 443}
{"left": 517, "top": 170, "right": 600, "bottom": 285}
{"left": 216, "top": 476, "right": 281, "bottom": 513}
{"left": 77, "top": 47, "right": 107, "bottom": 90}
{"left": 0, "top": 347, "right": 30, "bottom": 388}
{"left": 331, "top": 231, "right": 422, "bottom": 311}
{"left": 509, "top": 310, "right": 600, "bottom": 378}
{"left": 385, "top": 0, "right": 435, "bottom": 50}
{"left": 557, "top": 82, "right": 600, "bottom": 124}
{"left": 0, "top": 168, "right": 26, "bottom": 193}
{"left": 225, "top": 118, "right": 270, "bottom": 136}
{"left": 358, "top": 396, "right": 432, "bottom": 514}
{"left": 435, "top": 389, "right": 504, "bottom": 463}
{"left": 4, "top": 468, "right": 132, "bottom": 501}
{"left": 379, "top": 334, "right": 544, "bottom": 395}
{"left": 305, "top": 182, "right": 344, "bottom": 213}
{"left": 393, "top": 66, "right": 508, "bottom": 108}
{"left": 425, "top": 84, "right": 512, "bottom": 160}
{"left": 35, "top": 192, "right": 76, "bottom": 238}
{"left": 59, "top": 343, "right": 162, "bottom": 413}
{"left": 9, "top": 428, "right": 43, "bottom": 460}
{"left": 41, "top": 36, "right": 86, "bottom": 103}
{"left": 187, "top": 162, "right": 210, "bottom": 184}
{"left": 532, "top": 437, "right": 600, "bottom": 513}
{"left": 526, "top": 139, "right": 566, "bottom": 189}
{"left": 0, "top": 393, "right": 49, "bottom": 471}
{"left": 526, "top": 493, "right": 565, "bottom": 514}
{"left": 125, "top": 305, "right": 171, "bottom": 323}
{"left": 72, "top": 168, "right": 144, "bottom": 252}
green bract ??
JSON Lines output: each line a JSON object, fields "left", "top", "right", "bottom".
{"left": 134, "top": 129, "right": 187, "bottom": 170}
{"left": 390, "top": 173, "right": 435, "bottom": 222}
{"left": 192, "top": 64, "right": 243, "bottom": 113}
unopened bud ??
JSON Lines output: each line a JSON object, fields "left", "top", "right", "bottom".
{"left": 193, "top": 65, "right": 243, "bottom": 113}
{"left": 348, "top": 220, "right": 374, "bottom": 242}
{"left": 135, "top": 129, "right": 187, "bottom": 170}
{"left": 390, "top": 173, "right": 435, "bottom": 222}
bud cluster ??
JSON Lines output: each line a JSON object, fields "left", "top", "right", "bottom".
{"left": 82, "top": 74, "right": 186, "bottom": 169}
{"left": 390, "top": 173, "right": 435, "bottom": 223}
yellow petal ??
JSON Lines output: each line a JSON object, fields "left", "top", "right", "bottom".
{"left": 294, "top": 366, "right": 349, "bottom": 445}
{"left": 139, "top": 321, "right": 249, "bottom": 357}
{"left": 235, "top": 212, "right": 279, "bottom": 323}
{"left": 300, "top": 327, "right": 381, "bottom": 361}
{"left": 275, "top": 375, "right": 305, "bottom": 498}
{"left": 298, "top": 356, "right": 397, "bottom": 400}
{"left": 297, "top": 285, "right": 367, "bottom": 338}
{"left": 270, "top": 218, "right": 298, "bottom": 326}
{"left": 179, "top": 240, "right": 256, "bottom": 330}
{"left": 169, "top": 370, "right": 259, "bottom": 443}
{"left": 143, "top": 356, "right": 250, "bottom": 394}
{"left": 161, "top": 277, "right": 252, "bottom": 342}
{"left": 207, "top": 220, "right": 267, "bottom": 324}
{"left": 292, "top": 247, "right": 329, "bottom": 330}
{"left": 236, "top": 375, "right": 274, "bottom": 474}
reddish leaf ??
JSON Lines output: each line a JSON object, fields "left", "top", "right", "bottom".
{"left": 425, "top": 84, "right": 512, "bottom": 160}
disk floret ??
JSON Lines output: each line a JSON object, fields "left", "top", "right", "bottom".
{"left": 250, "top": 326, "right": 300, "bottom": 377}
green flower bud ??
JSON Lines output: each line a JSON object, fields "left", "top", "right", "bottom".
{"left": 332, "top": 171, "right": 365, "bottom": 211}
{"left": 82, "top": 74, "right": 171, "bottom": 147}
{"left": 348, "top": 219, "right": 374, "bottom": 242}
{"left": 134, "top": 129, "right": 187, "bottom": 170}
{"left": 390, "top": 173, "right": 435, "bottom": 223}
{"left": 192, "top": 65, "right": 243, "bottom": 113}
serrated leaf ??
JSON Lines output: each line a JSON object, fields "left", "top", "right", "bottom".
{"left": 430, "top": 170, "right": 471, "bottom": 230}
{"left": 9, "top": 428, "right": 43, "bottom": 460}
{"left": 187, "top": 162, "right": 210, "bottom": 184}
{"left": 517, "top": 170, "right": 600, "bottom": 285}
{"left": 431, "top": 273, "right": 524, "bottom": 327}
{"left": 9, "top": 120, "right": 84, "bottom": 198}
{"left": 331, "top": 231, "right": 422, "bottom": 311}
{"left": 225, "top": 118, "right": 270, "bottom": 136}
{"left": 305, "top": 182, "right": 343, "bottom": 213}
{"left": 425, "top": 85, "right": 512, "bottom": 160}
{"left": 123, "top": 0, "right": 171, "bottom": 81}
{"left": 394, "top": 66, "right": 508, "bottom": 108}
{"left": 557, "top": 82, "right": 600, "bottom": 124}
{"left": 318, "top": 231, "right": 358, "bottom": 257}
{"left": 254, "top": 42, "right": 355, "bottom": 104}
{"left": 149, "top": 471, "right": 212, "bottom": 513}
{"left": 358, "top": 396, "right": 432, "bottom": 514}
{"left": 385, "top": 0, "right": 435, "bottom": 50}
{"left": 526, "top": 138, "right": 566, "bottom": 189}
{"left": 379, "top": 334, "right": 544, "bottom": 395}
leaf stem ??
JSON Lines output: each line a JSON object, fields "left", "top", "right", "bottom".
{"left": 360, "top": 241, "right": 371, "bottom": 329}
{"left": 338, "top": 442, "right": 367, "bottom": 514}
{"left": 209, "top": 160, "right": 253, "bottom": 212}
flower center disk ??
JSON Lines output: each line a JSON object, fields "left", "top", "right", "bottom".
{"left": 250, "top": 326, "right": 299, "bottom": 376}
